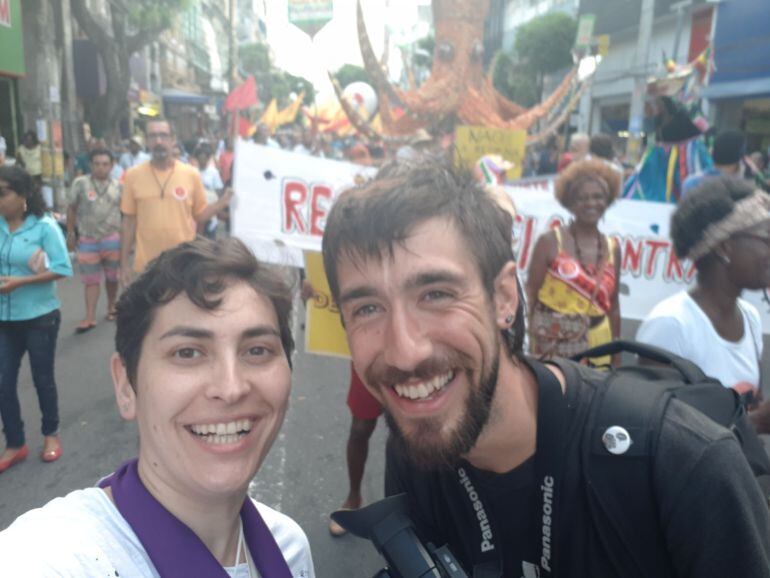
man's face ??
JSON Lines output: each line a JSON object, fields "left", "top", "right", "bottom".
{"left": 90, "top": 154, "right": 113, "bottom": 180}
{"left": 129, "top": 141, "right": 141, "bottom": 155}
{"left": 146, "top": 121, "right": 175, "bottom": 163}
{"left": 111, "top": 281, "right": 292, "bottom": 500}
{"left": 336, "top": 217, "right": 514, "bottom": 469}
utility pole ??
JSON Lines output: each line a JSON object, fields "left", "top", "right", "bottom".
{"left": 229, "top": 0, "right": 238, "bottom": 92}
{"left": 59, "top": 0, "right": 83, "bottom": 155}
{"left": 626, "top": 0, "right": 655, "bottom": 163}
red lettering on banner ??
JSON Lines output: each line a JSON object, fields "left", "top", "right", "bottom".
{"left": 309, "top": 184, "right": 332, "bottom": 236}
{"left": 283, "top": 180, "right": 307, "bottom": 234}
{"left": 514, "top": 215, "right": 536, "bottom": 271}
{"left": 665, "top": 252, "right": 697, "bottom": 283}
{"left": 0, "top": 0, "right": 10, "bottom": 28}
{"left": 644, "top": 240, "right": 669, "bottom": 279}
{"left": 622, "top": 237, "right": 644, "bottom": 277}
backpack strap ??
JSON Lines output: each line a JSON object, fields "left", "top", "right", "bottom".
{"left": 582, "top": 371, "right": 675, "bottom": 578}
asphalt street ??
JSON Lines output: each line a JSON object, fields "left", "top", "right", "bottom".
{"left": 0, "top": 272, "right": 388, "bottom": 577}
{"left": 3, "top": 269, "right": 770, "bottom": 578}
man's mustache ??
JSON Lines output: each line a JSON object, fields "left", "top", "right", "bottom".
{"left": 364, "top": 350, "right": 473, "bottom": 389}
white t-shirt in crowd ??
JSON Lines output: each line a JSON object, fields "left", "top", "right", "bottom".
{"left": 0, "top": 487, "right": 315, "bottom": 578}
{"left": 636, "top": 290, "right": 763, "bottom": 391}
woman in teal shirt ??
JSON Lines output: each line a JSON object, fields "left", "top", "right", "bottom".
{"left": 0, "top": 166, "right": 72, "bottom": 473}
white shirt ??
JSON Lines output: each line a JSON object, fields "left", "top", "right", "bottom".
{"left": 0, "top": 487, "right": 315, "bottom": 578}
{"left": 120, "top": 151, "right": 151, "bottom": 171}
{"left": 199, "top": 164, "right": 224, "bottom": 192}
{"left": 636, "top": 291, "right": 763, "bottom": 391}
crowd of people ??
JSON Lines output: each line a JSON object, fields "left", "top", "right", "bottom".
{"left": 0, "top": 116, "right": 769, "bottom": 576}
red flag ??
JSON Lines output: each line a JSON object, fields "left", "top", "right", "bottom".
{"left": 224, "top": 76, "right": 258, "bottom": 112}
{"left": 237, "top": 116, "right": 252, "bottom": 137}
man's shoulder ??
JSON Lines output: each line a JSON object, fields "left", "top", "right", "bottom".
{"left": 71, "top": 174, "right": 89, "bottom": 190}
{"left": 124, "top": 161, "right": 152, "bottom": 181}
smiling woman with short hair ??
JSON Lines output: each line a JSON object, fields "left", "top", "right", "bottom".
{"left": 0, "top": 237, "right": 315, "bottom": 578}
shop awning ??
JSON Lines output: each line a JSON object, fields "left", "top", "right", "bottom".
{"left": 704, "top": 0, "right": 770, "bottom": 101}
{"left": 162, "top": 89, "right": 210, "bottom": 106}
{"left": 701, "top": 78, "right": 770, "bottom": 101}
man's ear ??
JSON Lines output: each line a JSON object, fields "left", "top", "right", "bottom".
{"left": 493, "top": 261, "right": 520, "bottom": 330}
{"left": 111, "top": 353, "right": 137, "bottom": 421}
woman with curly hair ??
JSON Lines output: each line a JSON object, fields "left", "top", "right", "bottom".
{"left": 637, "top": 177, "right": 770, "bottom": 433}
{"left": 0, "top": 166, "right": 72, "bottom": 473}
{"left": 526, "top": 158, "right": 622, "bottom": 365}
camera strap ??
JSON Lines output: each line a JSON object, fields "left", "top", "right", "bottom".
{"left": 455, "top": 359, "right": 570, "bottom": 578}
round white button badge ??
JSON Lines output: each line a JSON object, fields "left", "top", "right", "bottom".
{"left": 602, "top": 426, "right": 632, "bottom": 455}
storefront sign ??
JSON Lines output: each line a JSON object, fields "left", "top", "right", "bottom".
{"left": 288, "top": 0, "right": 333, "bottom": 38}
{"left": 0, "top": 0, "right": 25, "bottom": 76}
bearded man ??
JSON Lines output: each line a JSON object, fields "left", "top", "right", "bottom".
{"left": 321, "top": 160, "right": 770, "bottom": 578}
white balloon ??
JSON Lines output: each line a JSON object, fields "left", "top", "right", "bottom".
{"left": 342, "top": 82, "right": 378, "bottom": 119}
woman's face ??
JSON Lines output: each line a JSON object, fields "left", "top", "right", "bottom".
{"left": 726, "top": 222, "right": 770, "bottom": 290}
{"left": 570, "top": 180, "right": 609, "bottom": 226}
{"left": 0, "top": 180, "right": 26, "bottom": 219}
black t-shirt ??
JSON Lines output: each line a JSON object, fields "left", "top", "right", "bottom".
{"left": 468, "top": 456, "right": 539, "bottom": 576}
{"left": 384, "top": 359, "right": 770, "bottom": 578}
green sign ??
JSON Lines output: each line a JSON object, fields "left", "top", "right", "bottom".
{"left": 575, "top": 14, "right": 595, "bottom": 50}
{"left": 288, "top": 0, "right": 333, "bottom": 38}
{"left": 0, "top": 0, "right": 25, "bottom": 76}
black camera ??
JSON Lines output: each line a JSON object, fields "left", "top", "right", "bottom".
{"left": 331, "top": 494, "right": 468, "bottom": 578}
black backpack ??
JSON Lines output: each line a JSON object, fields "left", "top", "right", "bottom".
{"left": 571, "top": 340, "right": 770, "bottom": 577}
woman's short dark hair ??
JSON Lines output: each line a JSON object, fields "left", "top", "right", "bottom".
{"left": 322, "top": 158, "right": 525, "bottom": 355}
{"left": 0, "top": 165, "right": 47, "bottom": 217}
{"left": 671, "top": 176, "right": 755, "bottom": 261}
{"left": 115, "top": 237, "right": 295, "bottom": 388}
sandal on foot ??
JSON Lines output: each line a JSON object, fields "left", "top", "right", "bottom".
{"left": 329, "top": 508, "right": 352, "bottom": 537}
{"left": 75, "top": 322, "right": 96, "bottom": 334}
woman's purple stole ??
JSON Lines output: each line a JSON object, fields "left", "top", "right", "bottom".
{"left": 99, "top": 459, "right": 293, "bottom": 577}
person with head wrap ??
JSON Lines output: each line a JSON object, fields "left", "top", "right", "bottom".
{"left": 526, "top": 159, "right": 622, "bottom": 365}
{"left": 637, "top": 177, "right": 770, "bottom": 433}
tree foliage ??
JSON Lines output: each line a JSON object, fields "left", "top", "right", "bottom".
{"left": 239, "top": 42, "right": 315, "bottom": 107}
{"left": 412, "top": 35, "right": 435, "bottom": 69}
{"left": 513, "top": 12, "right": 577, "bottom": 100}
{"left": 491, "top": 51, "right": 539, "bottom": 108}
{"left": 71, "top": 0, "right": 191, "bottom": 138}
{"left": 333, "top": 64, "right": 371, "bottom": 88}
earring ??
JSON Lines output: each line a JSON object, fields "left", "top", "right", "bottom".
{"left": 505, "top": 314, "right": 514, "bottom": 325}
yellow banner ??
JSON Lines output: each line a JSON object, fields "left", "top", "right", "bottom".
{"left": 304, "top": 251, "right": 350, "bottom": 358}
{"left": 454, "top": 125, "right": 527, "bottom": 180}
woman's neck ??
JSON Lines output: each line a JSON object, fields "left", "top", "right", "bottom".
{"left": 691, "top": 269, "right": 741, "bottom": 315}
{"left": 135, "top": 462, "right": 245, "bottom": 566}
{"left": 569, "top": 219, "right": 599, "bottom": 237}
{"left": 5, "top": 213, "right": 25, "bottom": 232}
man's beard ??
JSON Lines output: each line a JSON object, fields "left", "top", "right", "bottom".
{"left": 151, "top": 145, "right": 169, "bottom": 162}
{"left": 370, "top": 345, "right": 500, "bottom": 471}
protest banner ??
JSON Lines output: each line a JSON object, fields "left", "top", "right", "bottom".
{"left": 232, "top": 142, "right": 770, "bottom": 332}
{"left": 303, "top": 251, "right": 350, "bottom": 358}
{"left": 454, "top": 125, "right": 526, "bottom": 179}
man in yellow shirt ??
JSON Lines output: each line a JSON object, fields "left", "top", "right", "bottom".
{"left": 120, "top": 119, "right": 232, "bottom": 284}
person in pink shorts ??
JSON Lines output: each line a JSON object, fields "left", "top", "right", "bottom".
{"left": 66, "top": 148, "right": 122, "bottom": 333}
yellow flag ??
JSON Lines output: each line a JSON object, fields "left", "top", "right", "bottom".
{"left": 276, "top": 92, "right": 305, "bottom": 127}
{"left": 259, "top": 99, "right": 279, "bottom": 133}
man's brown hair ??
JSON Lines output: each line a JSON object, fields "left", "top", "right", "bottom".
{"left": 322, "top": 158, "right": 525, "bottom": 354}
